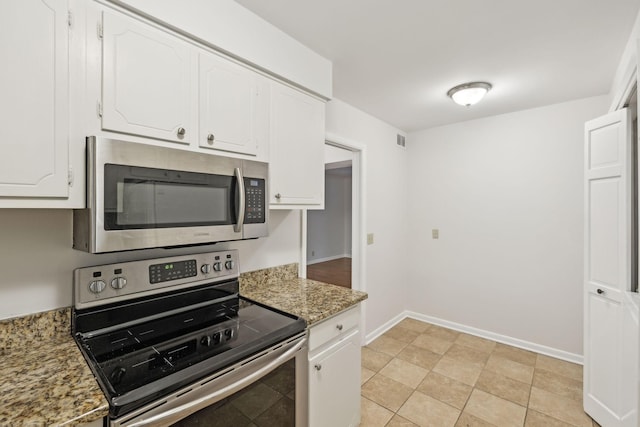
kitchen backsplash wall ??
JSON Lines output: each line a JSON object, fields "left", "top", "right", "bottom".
{"left": 0, "top": 209, "right": 301, "bottom": 320}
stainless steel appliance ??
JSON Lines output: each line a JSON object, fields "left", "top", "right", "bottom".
{"left": 72, "top": 250, "right": 307, "bottom": 426}
{"left": 73, "top": 137, "right": 269, "bottom": 253}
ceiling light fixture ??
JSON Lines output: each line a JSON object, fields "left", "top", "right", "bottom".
{"left": 447, "top": 82, "right": 492, "bottom": 107}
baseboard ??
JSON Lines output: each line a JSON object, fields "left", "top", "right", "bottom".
{"left": 365, "top": 310, "right": 583, "bottom": 365}
{"left": 364, "top": 311, "right": 408, "bottom": 344}
{"left": 307, "top": 254, "right": 352, "bottom": 265}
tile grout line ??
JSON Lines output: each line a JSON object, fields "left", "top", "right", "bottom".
{"left": 364, "top": 322, "right": 592, "bottom": 427}
{"left": 522, "top": 357, "right": 535, "bottom": 427}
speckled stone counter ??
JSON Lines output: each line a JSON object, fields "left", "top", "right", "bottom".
{"left": 0, "top": 308, "right": 109, "bottom": 426}
{"left": 240, "top": 263, "right": 368, "bottom": 325}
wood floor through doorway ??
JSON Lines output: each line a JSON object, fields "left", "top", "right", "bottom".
{"left": 306, "top": 257, "right": 351, "bottom": 289}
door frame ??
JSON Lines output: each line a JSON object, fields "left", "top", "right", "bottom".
{"left": 301, "top": 132, "right": 367, "bottom": 343}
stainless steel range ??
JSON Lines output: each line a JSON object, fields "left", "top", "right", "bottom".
{"left": 72, "top": 250, "right": 307, "bottom": 426}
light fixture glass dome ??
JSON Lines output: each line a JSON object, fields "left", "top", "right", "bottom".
{"left": 447, "top": 82, "right": 492, "bottom": 107}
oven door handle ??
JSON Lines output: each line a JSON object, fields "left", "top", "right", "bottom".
{"left": 127, "top": 336, "right": 305, "bottom": 427}
{"left": 234, "top": 167, "right": 245, "bottom": 233}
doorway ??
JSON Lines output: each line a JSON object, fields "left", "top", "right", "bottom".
{"left": 307, "top": 163, "right": 353, "bottom": 288}
{"left": 301, "top": 135, "right": 366, "bottom": 295}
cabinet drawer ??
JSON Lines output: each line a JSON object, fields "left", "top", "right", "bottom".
{"left": 309, "top": 305, "right": 360, "bottom": 352}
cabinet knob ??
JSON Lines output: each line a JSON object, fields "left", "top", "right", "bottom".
{"left": 207, "top": 133, "right": 215, "bottom": 144}
{"left": 275, "top": 193, "right": 281, "bottom": 200}
{"left": 177, "top": 127, "right": 186, "bottom": 138}
{"left": 314, "top": 364, "right": 322, "bottom": 371}
{"left": 336, "top": 324, "right": 343, "bottom": 331}
{"left": 597, "top": 288, "right": 604, "bottom": 295}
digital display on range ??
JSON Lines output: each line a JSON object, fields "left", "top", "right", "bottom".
{"left": 149, "top": 259, "right": 197, "bottom": 284}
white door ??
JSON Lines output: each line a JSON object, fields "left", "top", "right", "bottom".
{"left": 101, "top": 12, "right": 192, "bottom": 144}
{"left": 198, "top": 53, "right": 263, "bottom": 156}
{"left": 584, "top": 108, "right": 637, "bottom": 426}
{"left": 0, "top": 0, "right": 69, "bottom": 197}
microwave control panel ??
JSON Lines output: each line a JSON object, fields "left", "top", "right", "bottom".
{"left": 244, "top": 178, "right": 265, "bottom": 224}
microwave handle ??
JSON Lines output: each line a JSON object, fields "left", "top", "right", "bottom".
{"left": 234, "top": 167, "right": 245, "bottom": 233}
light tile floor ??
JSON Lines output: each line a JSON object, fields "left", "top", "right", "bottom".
{"left": 360, "top": 318, "right": 601, "bottom": 427}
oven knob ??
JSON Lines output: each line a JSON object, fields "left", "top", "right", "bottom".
{"left": 212, "top": 332, "right": 221, "bottom": 344}
{"left": 110, "top": 277, "right": 127, "bottom": 290}
{"left": 225, "top": 260, "right": 235, "bottom": 270}
{"left": 89, "top": 280, "right": 106, "bottom": 294}
{"left": 213, "top": 262, "right": 222, "bottom": 272}
{"left": 201, "top": 264, "right": 211, "bottom": 274}
{"left": 201, "top": 336, "right": 212, "bottom": 346}
{"left": 224, "top": 328, "right": 233, "bottom": 340}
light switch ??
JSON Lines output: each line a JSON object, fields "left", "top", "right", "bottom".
{"left": 367, "top": 233, "right": 374, "bottom": 245}
{"left": 432, "top": 229, "right": 439, "bottom": 239}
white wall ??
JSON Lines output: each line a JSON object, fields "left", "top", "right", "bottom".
{"left": 325, "top": 98, "right": 408, "bottom": 339}
{"left": 307, "top": 171, "right": 352, "bottom": 263}
{"left": 0, "top": 209, "right": 300, "bottom": 320}
{"left": 608, "top": 9, "right": 640, "bottom": 110}
{"left": 406, "top": 96, "right": 608, "bottom": 357}
{"left": 111, "top": 0, "right": 332, "bottom": 98}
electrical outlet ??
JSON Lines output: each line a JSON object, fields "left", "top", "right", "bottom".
{"left": 367, "top": 233, "right": 374, "bottom": 245}
{"left": 432, "top": 229, "right": 439, "bottom": 239}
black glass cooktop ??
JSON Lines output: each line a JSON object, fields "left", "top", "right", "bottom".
{"left": 75, "top": 297, "right": 305, "bottom": 417}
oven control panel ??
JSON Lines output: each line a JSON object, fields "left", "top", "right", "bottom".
{"left": 149, "top": 259, "right": 198, "bottom": 284}
{"left": 74, "top": 250, "right": 239, "bottom": 309}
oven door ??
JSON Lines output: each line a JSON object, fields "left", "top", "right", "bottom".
{"left": 112, "top": 333, "right": 307, "bottom": 427}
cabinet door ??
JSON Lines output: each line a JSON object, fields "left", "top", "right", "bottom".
{"left": 199, "top": 53, "right": 265, "bottom": 156}
{"left": 270, "top": 82, "right": 324, "bottom": 208}
{"left": 584, "top": 109, "right": 637, "bottom": 427}
{"left": 0, "top": 0, "right": 69, "bottom": 197}
{"left": 308, "top": 330, "right": 361, "bottom": 427}
{"left": 102, "top": 12, "right": 192, "bottom": 144}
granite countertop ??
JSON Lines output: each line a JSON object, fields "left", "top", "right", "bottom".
{"left": 0, "top": 263, "right": 366, "bottom": 426}
{"left": 0, "top": 308, "right": 109, "bottom": 427}
{"left": 240, "top": 263, "right": 368, "bottom": 325}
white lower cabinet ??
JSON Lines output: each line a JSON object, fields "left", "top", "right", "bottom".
{"left": 307, "top": 305, "right": 361, "bottom": 427}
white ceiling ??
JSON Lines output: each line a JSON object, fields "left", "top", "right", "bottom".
{"left": 235, "top": 0, "right": 640, "bottom": 132}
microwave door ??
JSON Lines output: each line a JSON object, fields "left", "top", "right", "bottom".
{"left": 98, "top": 165, "right": 242, "bottom": 252}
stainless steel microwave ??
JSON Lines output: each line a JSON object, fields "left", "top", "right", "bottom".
{"left": 73, "top": 137, "right": 268, "bottom": 253}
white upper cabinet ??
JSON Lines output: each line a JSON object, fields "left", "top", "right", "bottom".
{"left": 0, "top": 0, "right": 69, "bottom": 198}
{"left": 101, "top": 12, "right": 193, "bottom": 144}
{"left": 270, "top": 81, "right": 325, "bottom": 208}
{"left": 198, "top": 53, "right": 268, "bottom": 156}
